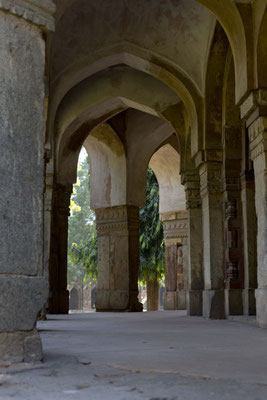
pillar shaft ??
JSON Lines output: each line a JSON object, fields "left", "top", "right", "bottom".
{"left": 48, "top": 184, "right": 72, "bottom": 314}
{"left": 161, "top": 211, "right": 188, "bottom": 310}
{"left": 248, "top": 116, "right": 267, "bottom": 327}
{"left": 95, "top": 205, "right": 142, "bottom": 312}
{"left": 0, "top": 1, "right": 55, "bottom": 362}
{"left": 184, "top": 172, "right": 203, "bottom": 316}
{"left": 240, "top": 89, "right": 267, "bottom": 327}
{"left": 222, "top": 125, "right": 244, "bottom": 316}
{"left": 200, "top": 161, "right": 225, "bottom": 319}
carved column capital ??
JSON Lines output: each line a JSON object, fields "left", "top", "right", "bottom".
{"left": 160, "top": 211, "right": 188, "bottom": 244}
{"left": 0, "top": 0, "right": 56, "bottom": 31}
{"left": 240, "top": 89, "right": 267, "bottom": 126}
{"left": 248, "top": 116, "right": 267, "bottom": 161}
{"left": 199, "top": 161, "right": 222, "bottom": 198}
{"left": 95, "top": 205, "right": 139, "bottom": 234}
{"left": 182, "top": 171, "right": 201, "bottom": 210}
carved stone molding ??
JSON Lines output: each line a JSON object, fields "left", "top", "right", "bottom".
{"left": 0, "top": 0, "right": 55, "bottom": 31}
{"left": 182, "top": 171, "right": 201, "bottom": 210}
{"left": 240, "top": 89, "right": 267, "bottom": 123}
{"left": 194, "top": 149, "right": 223, "bottom": 168}
{"left": 161, "top": 211, "right": 188, "bottom": 240}
{"left": 248, "top": 117, "right": 267, "bottom": 161}
{"left": 199, "top": 162, "right": 222, "bottom": 198}
{"left": 186, "top": 190, "right": 201, "bottom": 210}
{"left": 95, "top": 205, "right": 139, "bottom": 234}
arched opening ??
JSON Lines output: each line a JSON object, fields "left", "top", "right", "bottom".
{"left": 149, "top": 143, "right": 187, "bottom": 311}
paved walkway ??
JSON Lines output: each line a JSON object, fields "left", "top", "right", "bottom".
{"left": 1, "top": 311, "right": 267, "bottom": 399}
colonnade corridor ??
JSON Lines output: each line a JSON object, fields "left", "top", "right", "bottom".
{"left": 1, "top": 1, "right": 267, "bottom": 399}
{"left": 1, "top": 311, "right": 267, "bottom": 399}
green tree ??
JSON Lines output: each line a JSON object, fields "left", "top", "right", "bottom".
{"left": 69, "top": 230, "right": 98, "bottom": 284}
{"left": 68, "top": 153, "right": 96, "bottom": 287}
{"left": 139, "top": 168, "right": 165, "bottom": 310}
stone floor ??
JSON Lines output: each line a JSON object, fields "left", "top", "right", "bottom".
{"left": 1, "top": 311, "right": 267, "bottom": 399}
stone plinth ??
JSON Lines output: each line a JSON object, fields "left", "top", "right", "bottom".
{"left": 161, "top": 211, "right": 188, "bottom": 311}
{"left": 95, "top": 205, "right": 143, "bottom": 312}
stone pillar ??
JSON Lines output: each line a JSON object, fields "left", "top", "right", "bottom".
{"left": 0, "top": 1, "right": 55, "bottom": 362}
{"left": 48, "top": 184, "right": 72, "bottom": 314}
{"left": 199, "top": 161, "right": 225, "bottom": 319}
{"left": 240, "top": 170, "right": 257, "bottom": 315}
{"left": 222, "top": 126, "right": 244, "bottom": 316}
{"left": 183, "top": 172, "right": 203, "bottom": 316}
{"left": 95, "top": 205, "right": 143, "bottom": 312}
{"left": 240, "top": 90, "right": 267, "bottom": 327}
{"left": 248, "top": 117, "right": 267, "bottom": 327}
{"left": 161, "top": 211, "right": 188, "bottom": 310}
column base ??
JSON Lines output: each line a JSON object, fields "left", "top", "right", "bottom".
{"left": 95, "top": 289, "right": 142, "bottom": 311}
{"left": 203, "top": 289, "right": 226, "bottom": 319}
{"left": 129, "top": 291, "right": 143, "bottom": 312}
{"left": 186, "top": 290, "right": 203, "bottom": 316}
{"left": 243, "top": 288, "right": 256, "bottom": 316}
{"left": 48, "top": 289, "right": 69, "bottom": 314}
{"left": 225, "top": 289, "right": 244, "bottom": 316}
{"left": 176, "top": 290, "right": 186, "bottom": 310}
{"left": 164, "top": 292, "right": 176, "bottom": 310}
{"left": 0, "top": 329, "right": 43, "bottom": 363}
{"left": 256, "top": 288, "right": 267, "bottom": 328}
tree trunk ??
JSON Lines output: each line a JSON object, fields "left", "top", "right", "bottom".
{"left": 146, "top": 276, "right": 159, "bottom": 311}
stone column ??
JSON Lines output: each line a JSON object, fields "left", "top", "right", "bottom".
{"left": 95, "top": 205, "right": 143, "bottom": 312}
{"left": 48, "top": 184, "right": 72, "bottom": 314}
{"left": 0, "top": 1, "right": 55, "bottom": 362}
{"left": 222, "top": 126, "right": 244, "bottom": 316}
{"left": 183, "top": 172, "right": 203, "bottom": 316}
{"left": 240, "top": 90, "right": 267, "bottom": 327}
{"left": 199, "top": 160, "right": 225, "bottom": 319}
{"left": 248, "top": 117, "right": 267, "bottom": 327}
{"left": 161, "top": 211, "right": 188, "bottom": 310}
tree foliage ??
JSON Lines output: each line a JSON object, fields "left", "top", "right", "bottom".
{"left": 69, "top": 230, "right": 98, "bottom": 283}
{"left": 139, "top": 168, "right": 165, "bottom": 283}
{"left": 68, "top": 151, "right": 97, "bottom": 286}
